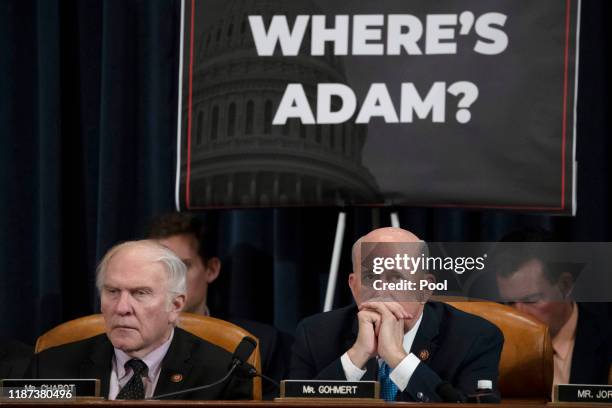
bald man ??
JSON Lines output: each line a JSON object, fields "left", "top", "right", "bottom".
{"left": 289, "top": 228, "right": 503, "bottom": 402}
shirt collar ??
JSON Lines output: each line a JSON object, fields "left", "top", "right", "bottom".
{"left": 552, "top": 302, "right": 578, "bottom": 359}
{"left": 114, "top": 328, "right": 175, "bottom": 382}
{"left": 403, "top": 310, "right": 424, "bottom": 353}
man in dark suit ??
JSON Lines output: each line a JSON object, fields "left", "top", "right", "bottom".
{"left": 290, "top": 227, "right": 504, "bottom": 402}
{"left": 0, "top": 338, "right": 32, "bottom": 379}
{"left": 147, "top": 213, "right": 293, "bottom": 398}
{"left": 570, "top": 304, "right": 612, "bottom": 384}
{"left": 27, "top": 327, "right": 248, "bottom": 399}
{"left": 494, "top": 228, "right": 612, "bottom": 385}
{"left": 27, "top": 240, "right": 251, "bottom": 400}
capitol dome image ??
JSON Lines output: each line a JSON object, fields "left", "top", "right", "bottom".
{"left": 181, "top": 0, "right": 380, "bottom": 207}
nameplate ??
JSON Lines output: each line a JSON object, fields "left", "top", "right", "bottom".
{"left": 554, "top": 384, "right": 612, "bottom": 403}
{"left": 0, "top": 379, "right": 100, "bottom": 399}
{"left": 280, "top": 380, "right": 379, "bottom": 399}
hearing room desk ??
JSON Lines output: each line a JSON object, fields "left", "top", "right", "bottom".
{"left": 0, "top": 400, "right": 603, "bottom": 408}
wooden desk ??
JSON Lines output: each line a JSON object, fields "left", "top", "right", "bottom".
{"left": 0, "top": 400, "right": 606, "bottom": 408}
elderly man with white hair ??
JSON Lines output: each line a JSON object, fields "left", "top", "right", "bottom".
{"left": 26, "top": 240, "right": 252, "bottom": 400}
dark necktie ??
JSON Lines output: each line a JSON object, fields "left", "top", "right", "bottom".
{"left": 116, "top": 359, "right": 148, "bottom": 400}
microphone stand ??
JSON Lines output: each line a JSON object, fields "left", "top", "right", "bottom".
{"left": 243, "top": 365, "right": 280, "bottom": 388}
{"left": 151, "top": 362, "right": 239, "bottom": 400}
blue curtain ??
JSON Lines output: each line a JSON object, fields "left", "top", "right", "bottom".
{"left": 1, "top": 0, "right": 610, "bottom": 345}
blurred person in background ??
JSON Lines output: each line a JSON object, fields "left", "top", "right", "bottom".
{"left": 495, "top": 228, "right": 612, "bottom": 385}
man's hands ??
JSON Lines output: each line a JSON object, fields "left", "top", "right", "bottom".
{"left": 347, "top": 302, "right": 410, "bottom": 369}
{"left": 347, "top": 309, "right": 380, "bottom": 369}
{"left": 365, "top": 302, "right": 408, "bottom": 368}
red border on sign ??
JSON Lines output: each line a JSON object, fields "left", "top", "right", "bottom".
{"left": 560, "top": 0, "right": 571, "bottom": 210}
{"left": 185, "top": 0, "right": 196, "bottom": 209}
{"left": 183, "top": 0, "right": 573, "bottom": 212}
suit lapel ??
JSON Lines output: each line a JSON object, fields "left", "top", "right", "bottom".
{"left": 153, "top": 329, "right": 194, "bottom": 399}
{"left": 409, "top": 303, "right": 440, "bottom": 365}
{"left": 347, "top": 307, "right": 360, "bottom": 351}
{"left": 79, "top": 335, "right": 114, "bottom": 398}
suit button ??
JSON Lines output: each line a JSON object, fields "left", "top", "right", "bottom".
{"left": 417, "top": 392, "right": 423, "bottom": 400}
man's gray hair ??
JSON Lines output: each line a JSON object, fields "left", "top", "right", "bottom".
{"left": 96, "top": 240, "right": 187, "bottom": 301}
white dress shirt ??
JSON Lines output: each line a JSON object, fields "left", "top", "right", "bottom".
{"left": 108, "top": 329, "right": 174, "bottom": 400}
{"left": 341, "top": 312, "right": 423, "bottom": 391}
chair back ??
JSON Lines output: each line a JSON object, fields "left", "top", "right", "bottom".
{"left": 447, "top": 301, "right": 553, "bottom": 400}
{"left": 35, "top": 313, "right": 262, "bottom": 400}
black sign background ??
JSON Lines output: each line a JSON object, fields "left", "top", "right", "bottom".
{"left": 177, "top": 0, "right": 578, "bottom": 214}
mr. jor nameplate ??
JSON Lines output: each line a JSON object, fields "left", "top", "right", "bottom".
{"left": 554, "top": 384, "right": 612, "bottom": 403}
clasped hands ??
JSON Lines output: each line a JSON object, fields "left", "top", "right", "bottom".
{"left": 347, "top": 301, "right": 412, "bottom": 370}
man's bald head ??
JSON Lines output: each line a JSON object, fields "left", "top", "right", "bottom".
{"left": 348, "top": 227, "right": 429, "bottom": 330}
{"left": 351, "top": 227, "right": 422, "bottom": 274}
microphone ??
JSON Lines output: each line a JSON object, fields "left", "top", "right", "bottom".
{"left": 225, "top": 336, "right": 280, "bottom": 390}
{"left": 234, "top": 360, "right": 280, "bottom": 389}
{"left": 152, "top": 336, "right": 257, "bottom": 400}
{"left": 435, "top": 381, "right": 466, "bottom": 403}
{"left": 229, "top": 336, "right": 257, "bottom": 371}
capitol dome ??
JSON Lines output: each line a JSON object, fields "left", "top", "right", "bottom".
{"left": 183, "top": 0, "right": 380, "bottom": 207}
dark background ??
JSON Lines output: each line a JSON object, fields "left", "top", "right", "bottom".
{"left": 1, "top": 0, "right": 610, "bottom": 345}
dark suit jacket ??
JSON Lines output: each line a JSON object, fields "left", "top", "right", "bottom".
{"left": 290, "top": 302, "right": 504, "bottom": 402}
{"left": 0, "top": 339, "right": 33, "bottom": 379}
{"left": 25, "top": 327, "right": 251, "bottom": 400}
{"left": 570, "top": 303, "right": 612, "bottom": 384}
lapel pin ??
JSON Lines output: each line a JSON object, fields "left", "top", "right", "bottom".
{"left": 170, "top": 373, "right": 183, "bottom": 383}
{"left": 418, "top": 349, "right": 430, "bottom": 361}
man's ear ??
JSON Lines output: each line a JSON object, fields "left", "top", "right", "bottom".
{"left": 348, "top": 272, "right": 359, "bottom": 304}
{"left": 420, "top": 273, "right": 436, "bottom": 302}
{"left": 170, "top": 293, "right": 186, "bottom": 314}
{"left": 557, "top": 272, "right": 574, "bottom": 299}
{"left": 205, "top": 257, "right": 221, "bottom": 284}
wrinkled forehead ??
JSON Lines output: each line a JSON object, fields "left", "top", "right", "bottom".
{"left": 105, "top": 246, "right": 168, "bottom": 285}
